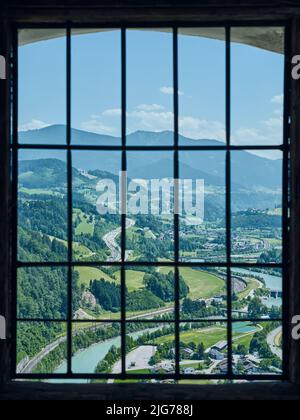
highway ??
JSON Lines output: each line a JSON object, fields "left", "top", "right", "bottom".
{"left": 17, "top": 336, "right": 67, "bottom": 374}
{"left": 267, "top": 326, "right": 282, "bottom": 358}
{"left": 18, "top": 305, "right": 174, "bottom": 374}
{"left": 103, "top": 218, "right": 135, "bottom": 262}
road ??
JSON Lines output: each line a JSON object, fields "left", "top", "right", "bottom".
{"left": 267, "top": 327, "right": 282, "bottom": 358}
{"left": 127, "top": 306, "right": 174, "bottom": 321}
{"left": 17, "top": 336, "right": 67, "bottom": 374}
{"left": 17, "top": 305, "right": 174, "bottom": 374}
{"left": 103, "top": 218, "right": 135, "bottom": 262}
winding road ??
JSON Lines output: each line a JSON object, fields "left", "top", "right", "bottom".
{"left": 267, "top": 327, "right": 282, "bottom": 358}
{"left": 103, "top": 218, "right": 135, "bottom": 262}
{"left": 18, "top": 305, "right": 174, "bottom": 374}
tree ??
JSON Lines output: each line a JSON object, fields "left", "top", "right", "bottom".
{"left": 248, "top": 297, "right": 267, "bottom": 319}
{"left": 197, "top": 343, "right": 205, "bottom": 359}
{"left": 236, "top": 344, "right": 247, "bottom": 356}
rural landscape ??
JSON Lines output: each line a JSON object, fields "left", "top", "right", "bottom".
{"left": 17, "top": 126, "right": 283, "bottom": 382}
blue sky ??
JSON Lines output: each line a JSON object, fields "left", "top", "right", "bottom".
{"left": 18, "top": 28, "right": 284, "bottom": 157}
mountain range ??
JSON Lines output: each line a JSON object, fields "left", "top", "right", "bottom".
{"left": 18, "top": 125, "right": 283, "bottom": 211}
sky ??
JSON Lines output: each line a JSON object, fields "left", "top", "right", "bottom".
{"left": 18, "top": 28, "right": 284, "bottom": 159}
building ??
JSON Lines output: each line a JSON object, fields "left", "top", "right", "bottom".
{"left": 183, "top": 348, "right": 194, "bottom": 358}
{"left": 183, "top": 368, "right": 196, "bottom": 375}
{"left": 211, "top": 341, "right": 228, "bottom": 352}
{"left": 0, "top": 0, "right": 300, "bottom": 403}
{"left": 209, "top": 349, "right": 225, "bottom": 361}
{"left": 216, "top": 360, "right": 228, "bottom": 375}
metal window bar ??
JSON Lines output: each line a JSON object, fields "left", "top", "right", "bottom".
{"left": 121, "top": 27, "right": 127, "bottom": 379}
{"left": 11, "top": 21, "right": 290, "bottom": 382}
{"left": 66, "top": 25, "right": 73, "bottom": 376}
{"left": 225, "top": 25, "right": 233, "bottom": 378}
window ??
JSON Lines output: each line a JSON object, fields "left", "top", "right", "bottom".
{"left": 14, "top": 24, "right": 289, "bottom": 382}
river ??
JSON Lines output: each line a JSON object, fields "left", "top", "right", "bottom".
{"left": 51, "top": 327, "right": 161, "bottom": 383}
{"left": 50, "top": 268, "right": 281, "bottom": 382}
{"left": 231, "top": 268, "right": 282, "bottom": 308}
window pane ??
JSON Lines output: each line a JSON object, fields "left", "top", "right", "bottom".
{"left": 127, "top": 152, "right": 174, "bottom": 262}
{"left": 127, "top": 29, "right": 174, "bottom": 146}
{"left": 231, "top": 27, "right": 284, "bottom": 146}
{"left": 71, "top": 30, "right": 121, "bottom": 145}
{"left": 179, "top": 151, "right": 226, "bottom": 263}
{"left": 17, "top": 321, "right": 67, "bottom": 374}
{"left": 71, "top": 322, "right": 121, "bottom": 375}
{"left": 180, "top": 267, "right": 227, "bottom": 320}
{"left": 179, "top": 28, "right": 225, "bottom": 145}
{"left": 126, "top": 323, "right": 175, "bottom": 375}
{"left": 73, "top": 266, "right": 121, "bottom": 321}
{"left": 126, "top": 267, "right": 175, "bottom": 321}
{"left": 18, "top": 267, "right": 67, "bottom": 320}
{"left": 180, "top": 322, "right": 228, "bottom": 375}
{"left": 18, "top": 150, "right": 68, "bottom": 262}
{"left": 232, "top": 321, "right": 282, "bottom": 375}
{"left": 231, "top": 150, "right": 282, "bottom": 263}
{"left": 18, "top": 29, "right": 66, "bottom": 144}
{"left": 72, "top": 151, "right": 121, "bottom": 262}
{"left": 232, "top": 268, "right": 282, "bottom": 320}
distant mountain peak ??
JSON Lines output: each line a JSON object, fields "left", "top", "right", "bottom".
{"left": 19, "top": 125, "right": 225, "bottom": 148}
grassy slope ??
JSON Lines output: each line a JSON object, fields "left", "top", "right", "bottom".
{"left": 74, "top": 208, "right": 94, "bottom": 236}
{"left": 75, "top": 266, "right": 116, "bottom": 286}
{"left": 160, "top": 267, "right": 225, "bottom": 299}
{"left": 115, "top": 270, "right": 146, "bottom": 292}
{"left": 237, "top": 278, "right": 261, "bottom": 300}
{"left": 153, "top": 324, "right": 261, "bottom": 351}
{"left": 154, "top": 327, "right": 227, "bottom": 348}
{"left": 76, "top": 266, "right": 146, "bottom": 293}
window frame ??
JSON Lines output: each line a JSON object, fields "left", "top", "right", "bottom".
{"left": 10, "top": 20, "right": 291, "bottom": 383}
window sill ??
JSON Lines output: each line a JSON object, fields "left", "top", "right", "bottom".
{"left": 0, "top": 381, "right": 300, "bottom": 400}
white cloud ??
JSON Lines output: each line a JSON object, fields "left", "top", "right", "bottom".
{"left": 263, "top": 116, "right": 283, "bottom": 129}
{"left": 233, "top": 127, "right": 267, "bottom": 144}
{"left": 96, "top": 102, "right": 282, "bottom": 151}
{"left": 136, "top": 104, "right": 165, "bottom": 112}
{"left": 102, "top": 108, "right": 122, "bottom": 117}
{"left": 179, "top": 116, "right": 226, "bottom": 141}
{"left": 271, "top": 94, "right": 284, "bottom": 106}
{"left": 232, "top": 114, "right": 283, "bottom": 149}
{"left": 80, "top": 119, "right": 116, "bottom": 135}
{"left": 19, "top": 119, "right": 50, "bottom": 131}
{"left": 127, "top": 107, "right": 225, "bottom": 140}
{"left": 127, "top": 109, "right": 174, "bottom": 132}
{"left": 160, "top": 86, "right": 184, "bottom": 96}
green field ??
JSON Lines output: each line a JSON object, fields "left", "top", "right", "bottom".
{"left": 116, "top": 270, "right": 146, "bottom": 292}
{"left": 76, "top": 266, "right": 147, "bottom": 293}
{"left": 233, "top": 333, "right": 256, "bottom": 349}
{"left": 154, "top": 324, "right": 262, "bottom": 352}
{"left": 75, "top": 266, "right": 116, "bottom": 287}
{"left": 154, "top": 327, "right": 227, "bottom": 349}
{"left": 20, "top": 187, "right": 61, "bottom": 196}
{"left": 73, "top": 242, "right": 95, "bottom": 259}
{"left": 232, "top": 324, "right": 262, "bottom": 348}
{"left": 160, "top": 267, "right": 225, "bottom": 299}
{"left": 47, "top": 235, "right": 95, "bottom": 259}
{"left": 74, "top": 208, "right": 95, "bottom": 236}
{"left": 237, "top": 278, "right": 261, "bottom": 300}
